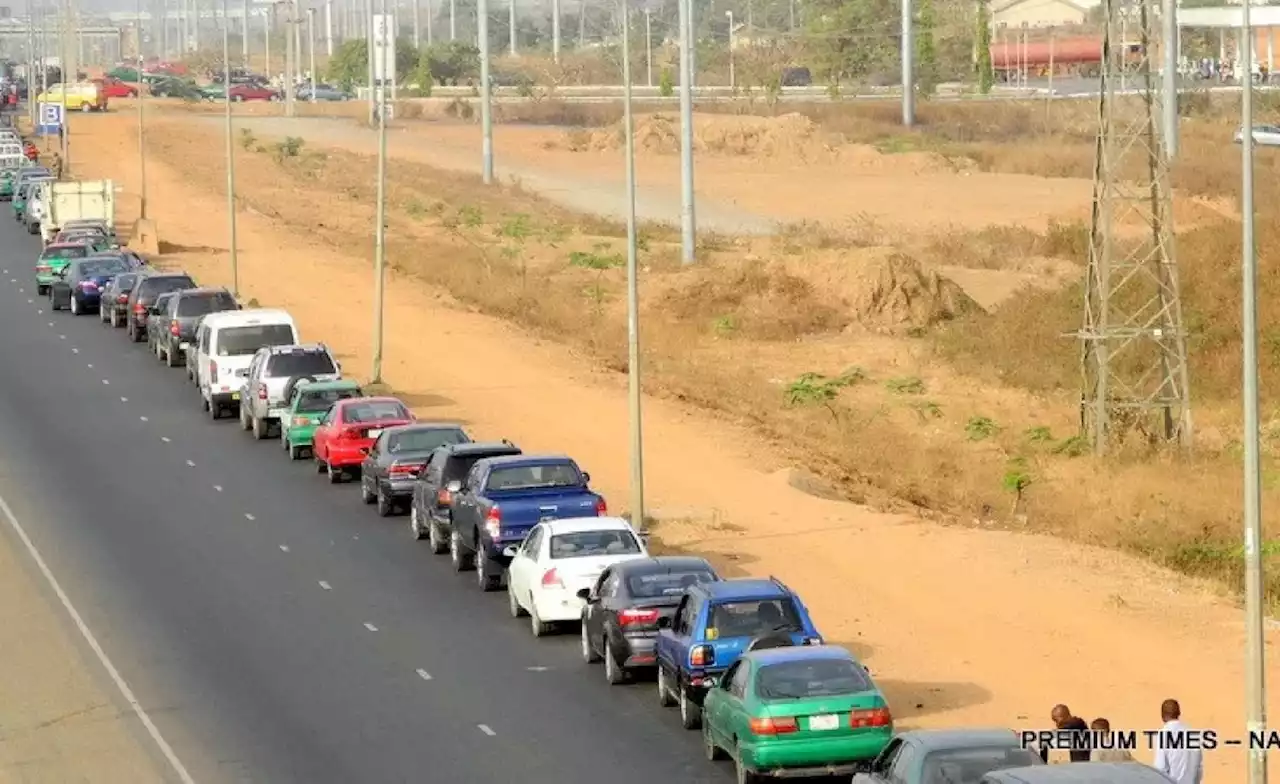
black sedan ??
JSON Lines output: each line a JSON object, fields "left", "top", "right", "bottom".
{"left": 144, "top": 292, "right": 179, "bottom": 351}
{"left": 409, "top": 440, "right": 523, "bottom": 552}
{"left": 98, "top": 270, "right": 144, "bottom": 327}
{"left": 359, "top": 423, "right": 472, "bottom": 517}
{"left": 48, "top": 255, "right": 132, "bottom": 315}
{"left": 579, "top": 556, "right": 720, "bottom": 684}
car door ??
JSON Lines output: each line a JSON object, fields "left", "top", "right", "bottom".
{"left": 658, "top": 594, "right": 690, "bottom": 674}
{"left": 196, "top": 323, "right": 212, "bottom": 390}
{"left": 413, "top": 450, "right": 444, "bottom": 519}
{"left": 451, "top": 464, "right": 483, "bottom": 543}
{"left": 885, "top": 739, "right": 918, "bottom": 784}
{"left": 313, "top": 404, "right": 339, "bottom": 459}
{"left": 242, "top": 350, "right": 266, "bottom": 416}
{"left": 362, "top": 431, "right": 389, "bottom": 491}
{"left": 855, "top": 738, "right": 903, "bottom": 784}
{"left": 709, "top": 660, "right": 745, "bottom": 746}
{"left": 50, "top": 262, "right": 73, "bottom": 306}
{"left": 509, "top": 525, "right": 543, "bottom": 605}
{"left": 581, "top": 567, "right": 615, "bottom": 640}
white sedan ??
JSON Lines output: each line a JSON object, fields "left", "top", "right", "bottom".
{"left": 1234, "top": 124, "right": 1280, "bottom": 146}
{"left": 505, "top": 516, "right": 649, "bottom": 637}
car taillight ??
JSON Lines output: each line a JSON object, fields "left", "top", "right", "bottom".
{"left": 389, "top": 462, "right": 421, "bottom": 478}
{"left": 595, "top": 498, "right": 607, "bottom": 516}
{"left": 617, "top": 608, "right": 660, "bottom": 627}
{"left": 338, "top": 426, "right": 362, "bottom": 440}
{"left": 748, "top": 716, "right": 799, "bottom": 736}
{"left": 690, "top": 644, "right": 714, "bottom": 667}
{"left": 133, "top": 302, "right": 145, "bottom": 314}
{"left": 436, "top": 488, "right": 452, "bottom": 506}
{"left": 483, "top": 506, "right": 501, "bottom": 539}
{"left": 35, "top": 264, "right": 49, "bottom": 273}
{"left": 116, "top": 294, "right": 128, "bottom": 303}
{"left": 541, "top": 568, "right": 563, "bottom": 588}
{"left": 292, "top": 417, "right": 309, "bottom": 427}
{"left": 257, "top": 385, "right": 267, "bottom": 400}
{"left": 169, "top": 320, "right": 180, "bottom": 335}
{"left": 849, "top": 707, "right": 892, "bottom": 728}
{"left": 208, "top": 361, "right": 218, "bottom": 383}
{"left": 79, "top": 280, "right": 98, "bottom": 289}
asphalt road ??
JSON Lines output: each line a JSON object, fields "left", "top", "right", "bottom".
{"left": 0, "top": 215, "right": 737, "bottom": 782}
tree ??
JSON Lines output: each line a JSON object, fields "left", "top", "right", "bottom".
{"left": 916, "top": 0, "right": 940, "bottom": 96}
{"left": 802, "top": 0, "right": 898, "bottom": 86}
{"left": 417, "top": 41, "right": 480, "bottom": 86}
{"left": 327, "top": 39, "right": 367, "bottom": 91}
{"left": 975, "top": 0, "right": 995, "bottom": 93}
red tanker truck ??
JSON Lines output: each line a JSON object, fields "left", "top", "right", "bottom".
{"left": 989, "top": 35, "right": 1139, "bottom": 79}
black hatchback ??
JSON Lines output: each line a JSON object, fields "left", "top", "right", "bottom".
{"left": 156, "top": 287, "right": 238, "bottom": 367}
{"left": 125, "top": 272, "right": 196, "bottom": 343}
{"left": 99, "top": 270, "right": 144, "bottom": 328}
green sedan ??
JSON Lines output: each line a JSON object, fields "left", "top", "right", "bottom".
{"left": 0, "top": 170, "right": 17, "bottom": 200}
{"left": 280, "top": 379, "right": 364, "bottom": 460}
{"left": 702, "top": 645, "right": 893, "bottom": 782}
{"left": 35, "top": 243, "right": 93, "bottom": 294}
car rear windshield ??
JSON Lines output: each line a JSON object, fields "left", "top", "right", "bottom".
{"left": 387, "top": 428, "right": 469, "bottom": 454}
{"left": 114, "top": 273, "right": 139, "bottom": 290}
{"left": 266, "top": 351, "right": 336, "bottom": 377}
{"left": 298, "top": 387, "right": 361, "bottom": 413}
{"left": 42, "top": 246, "right": 87, "bottom": 259}
{"left": 549, "top": 530, "right": 642, "bottom": 559}
{"left": 214, "top": 324, "right": 296, "bottom": 356}
{"left": 81, "top": 258, "right": 128, "bottom": 277}
{"left": 627, "top": 569, "right": 716, "bottom": 599}
{"left": 919, "top": 747, "right": 1042, "bottom": 783}
{"left": 140, "top": 277, "right": 195, "bottom": 298}
{"left": 754, "top": 658, "right": 873, "bottom": 700}
{"left": 177, "top": 293, "right": 236, "bottom": 317}
{"left": 444, "top": 451, "right": 517, "bottom": 483}
{"left": 485, "top": 463, "right": 582, "bottom": 491}
{"left": 342, "top": 400, "right": 409, "bottom": 423}
{"left": 707, "top": 598, "right": 804, "bottom": 639}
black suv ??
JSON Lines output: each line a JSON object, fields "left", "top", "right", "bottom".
{"left": 155, "top": 287, "right": 238, "bottom": 368}
{"left": 125, "top": 272, "right": 196, "bottom": 343}
{"left": 409, "top": 441, "right": 522, "bottom": 552}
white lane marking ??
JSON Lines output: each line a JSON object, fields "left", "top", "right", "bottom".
{"left": 0, "top": 487, "right": 198, "bottom": 783}
{"left": 318, "top": 580, "right": 332, "bottom": 590}
{"left": 86, "top": 364, "right": 93, "bottom": 369}
{"left": 526, "top": 666, "right": 551, "bottom": 672}
{"left": 363, "top": 622, "right": 378, "bottom": 632}
{"left": 278, "top": 544, "right": 290, "bottom": 552}
{"left": 184, "top": 460, "right": 195, "bottom": 467}
{"left": 416, "top": 669, "right": 433, "bottom": 681}
{"left": 26, "top": 298, "right": 31, "bottom": 303}
{"left": 244, "top": 513, "right": 255, "bottom": 521}
{"left": 36, "top": 309, "right": 42, "bottom": 314}
{"left": 71, "top": 348, "right": 79, "bottom": 354}
{"left": 477, "top": 724, "right": 496, "bottom": 736}
{"left": 120, "top": 397, "right": 128, "bottom": 403}
{"left": 139, "top": 416, "right": 149, "bottom": 422}
{"left": 160, "top": 437, "right": 171, "bottom": 443}
{"left": 58, "top": 334, "right": 65, "bottom": 340}
{"left": 100, "top": 379, "right": 109, "bottom": 385}
{"left": 8, "top": 278, "right": 13, "bottom": 282}
{"left": 212, "top": 485, "right": 222, "bottom": 492}
{"left": 352, "top": 535, "right": 359, "bottom": 540}
{"left": 47, "top": 321, "right": 52, "bottom": 326}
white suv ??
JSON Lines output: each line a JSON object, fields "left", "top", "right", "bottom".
{"left": 238, "top": 343, "right": 342, "bottom": 439}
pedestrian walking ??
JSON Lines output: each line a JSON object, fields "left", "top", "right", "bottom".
{"left": 1040, "top": 704, "right": 1091, "bottom": 764}
{"left": 48, "top": 150, "right": 62, "bottom": 180}
{"left": 1151, "top": 699, "right": 1204, "bottom": 784}
{"left": 1089, "top": 718, "right": 1134, "bottom": 763}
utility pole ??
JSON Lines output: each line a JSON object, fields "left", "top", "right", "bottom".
{"left": 307, "top": 7, "right": 316, "bottom": 100}
{"left": 137, "top": 0, "right": 147, "bottom": 220}
{"left": 283, "top": 0, "right": 295, "bottom": 115}
{"left": 364, "top": 0, "right": 373, "bottom": 122}
{"left": 293, "top": 1, "right": 302, "bottom": 84}
{"left": 412, "top": 0, "right": 419, "bottom": 46}
{"left": 325, "top": 0, "right": 333, "bottom": 55}
{"left": 620, "top": 0, "right": 646, "bottom": 535}
{"left": 222, "top": 0, "right": 239, "bottom": 296}
{"left": 901, "top": 0, "right": 915, "bottom": 126}
{"left": 243, "top": 0, "right": 250, "bottom": 61}
{"left": 1077, "top": 0, "right": 1190, "bottom": 453}
{"left": 507, "top": 0, "right": 515, "bottom": 56}
{"left": 676, "top": 0, "right": 695, "bottom": 263}
{"left": 478, "top": 0, "right": 492, "bottom": 183}
{"left": 426, "top": 0, "right": 432, "bottom": 43}
{"left": 448, "top": 0, "right": 454, "bottom": 39}
{"left": 58, "top": 0, "right": 68, "bottom": 174}
{"left": 264, "top": 4, "right": 271, "bottom": 79}
{"left": 551, "top": 0, "right": 559, "bottom": 61}
{"left": 371, "top": 0, "right": 388, "bottom": 384}
{"left": 644, "top": 7, "right": 652, "bottom": 87}
{"left": 725, "top": 10, "right": 734, "bottom": 88}
{"left": 1161, "top": 0, "right": 1178, "bottom": 158}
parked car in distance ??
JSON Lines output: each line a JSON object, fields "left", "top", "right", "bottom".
{"left": 358, "top": 423, "right": 472, "bottom": 516}
{"left": 99, "top": 270, "right": 144, "bottom": 327}
{"left": 703, "top": 645, "right": 893, "bottom": 782}
{"left": 194, "top": 309, "right": 300, "bottom": 419}
{"left": 853, "top": 729, "right": 1043, "bottom": 784}
{"left": 145, "top": 292, "right": 180, "bottom": 352}
{"left": 13, "top": 177, "right": 51, "bottom": 223}
{"left": 579, "top": 556, "right": 720, "bottom": 683}
{"left": 279, "top": 379, "right": 364, "bottom": 460}
{"left": 48, "top": 255, "right": 131, "bottom": 315}
{"left": 297, "top": 83, "right": 351, "bottom": 101}
{"left": 34, "top": 241, "right": 92, "bottom": 294}
{"left": 156, "top": 287, "right": 238, "bottom": 368}
{"left": 980, "top": 763, "right": 1177, "bottom": 783}
{"left": 506, "top": 516, "right": 649, "bottom": 636}
{"left": 312, "top": 396, "right": 414, "bottom": 483}
{"left": 125, "top": 272, "right": 196, "bottom": 343}
{"left": 149, "top": 76, "right": 202, "bottom": 100}
{"left": 94, "top": 76, "right": 138, "bottom": 98}
{"left": 448, "top": 454, "right": 607, "bottom": 592}
{"left": 655, "top": 577, "right": 824, "bottom": 730}
{"left": 409, "top": 440, "right": 523, "bottom": 552}
{"left": 1235, "top": 124, "right": 1280, "bottom": 146}
{"left": 227, "top": 83, "right": 279, "bottom": 102}
{"left": 238, "top": 343, "right": 341, "bottom": 439}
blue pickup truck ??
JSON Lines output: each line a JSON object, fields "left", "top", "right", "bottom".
{"left": 655, "top": 577, "right": 825, "bottom": 730}
{"left": 448, "top": 454, "right": 607, "bottom": 592}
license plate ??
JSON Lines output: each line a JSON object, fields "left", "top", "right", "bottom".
{"left": 230, "top": 392, "right": 240, "bottom": 401}
{"left": 366, "top": 428, "right": 383, "bottom": 439}
{"left": 179, "top": 341, "right": 189, "bottom": 350}
{"left": 809, "top": 714, "right": 839, "bottom": 731}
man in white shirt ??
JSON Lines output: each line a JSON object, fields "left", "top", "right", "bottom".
{"left": 1152, "top": 699, "right": 1204, "bottom": 784}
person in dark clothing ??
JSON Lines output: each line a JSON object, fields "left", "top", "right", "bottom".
{"left": 1039, "top": 704, "right": 1091, "bottom": 763}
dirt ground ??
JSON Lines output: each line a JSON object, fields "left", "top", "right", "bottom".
{"left": 58, "top": 103, "right": 1280, "bottom": 781}
{"left": 0, "top": 527, "right": 165, "bottom": 782}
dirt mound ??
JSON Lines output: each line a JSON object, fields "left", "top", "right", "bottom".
{"left": 567, "top": 112, "right": 835, "bottom": 159}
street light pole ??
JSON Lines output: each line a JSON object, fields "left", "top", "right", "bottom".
{"left": 551, "top": 0, "right": 559, "bottom": 61}
{"left": 1161, "top": 0, "right": 1178, "bottom": 159}
{"left": 307, "top": 7, "right": 316, "bottom": 101}
{"left": 619, "top": 0, "right": 646, "bottom": 535}
{"left": 371, "top": 0, "right": 388, "bottom": 385}
{"left": 222, "top": 0, "right": 239, "bottom": 296}
{"left": 508, "top": 0, "right": 515, "bottom": 57}
{"left": 725, "top": 10, "right": 734, "bottom": 89}
{"left": 644, "top": 7, "right": 652, "bottom": 87}
{"left": 478, "top": 0, "right": 493, "bottom": 183}
{"left": 676, "top": 0, "right": 695, "bottom": 263}
{"left": 58, "top": 0, "right": 68, "bottom": 174}
{"left": 283, "top": 0, "right": 296, "bottom": 115}
{"left": 901, "top": 0, "right": 915, "bottom": 125}
{"left": 137, "top": 0, "right": 147, "bottom": 220}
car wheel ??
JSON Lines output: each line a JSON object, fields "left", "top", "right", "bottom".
{"left": 376, "top": 487, "right": 394, "bottom": 517}
{"left": 110, "top": 310, "right": 120, "bottom": 327}
{"left": 476, "top": 554, "right": 498, "bottom": 592}
{"left": 428, "top": 520, "right": 447, "bottom": 554}
{"left": 251, "top": 416, "right": 265, "bottom": 440}
{"left": 657, "top": 665, "right": 676, "bottom": 708}
{"left": 50, "top": 296, "right": 60, "bottom": 311}
{"left": 409, "top": 506, "right": 426, "bottom": 540}
{"left": 360, "top": 478, "right": 375, "bottom": 504}
{"left": 449, "top": 531, "right": 473, "bottom": 572}
{"left": 603, "top": 640, "right": 626, "bottom": 685}
{"left": 315, "top": 455, "right": 327, "bottom": 473}
{"left": 580, "top": 622, "right": 600, "bottom": 663}
{"left": 327, "top": 462, "right": 343, "bottom": 484}
{"left": 238, "top": 405, "right": 250, "bottom": 430}
{"left": 69, "top": 295, "right": 79, "bottom": 315}
{"left": 704, "top": 720, "right": 727, "bottom": 761}
{"left": 529, "top": 605, "right": 549, "bottom": 638}
{"left": 507, "top": 580, "right": 526, "bottom": 618}
{"left": 679, "top": 683, "right": 702, "bottom": 729}
{"left": 735, "top": 754, "right": 758, "bottom": 784}
{"left": 165, "top": 345, "right": 178, "bottom": 367}
{"left": 208, "top": 399, "right": 221, "bottom": 420}
{"left": 289, "top": 443, "right": 304, "bottom": 460}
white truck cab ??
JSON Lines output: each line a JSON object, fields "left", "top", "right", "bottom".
{"left": 238, "top": 343, "right": 342, "bottom": 439}
{"left": 195, "top": 308, "right": 299, "bottom": 419}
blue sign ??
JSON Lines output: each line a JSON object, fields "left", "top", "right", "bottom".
{"left": 36, "top": 102, "right": 62, "bottom": 136}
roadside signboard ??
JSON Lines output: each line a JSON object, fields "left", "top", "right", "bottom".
{"left": 36, "top": 101, "right": 61, "bottom": 135}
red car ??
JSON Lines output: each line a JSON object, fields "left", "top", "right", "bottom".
{"left": 94, "top": 77, "right": 138, "bottom": 98}
{"left": 313, "top": 397, "right": 414, "bottom": 483}
{"left": 228, "top": 83, "right": 279, "bottom": 102}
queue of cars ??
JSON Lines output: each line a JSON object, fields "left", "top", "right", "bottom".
{"left": 31, "top": 221, "right": 1168, "bottom": 783}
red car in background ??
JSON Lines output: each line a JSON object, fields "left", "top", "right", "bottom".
{"left": 94, "top": 77, "right": 138, "bottom": 98}
{"left": 313, "top": 397, "right": 414, "bottom": 483}
{"left": 228, "top": 83, "right": 279, "bottom": 102}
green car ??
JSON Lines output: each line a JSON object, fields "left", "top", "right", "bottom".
{"left": 702, "top": 645, "right": 893, "bottom": 782}
{"left": 0, "top": 169, "right": 18, "bottom": 201}
{"left": 280, "top": 379, "right": 364, "bottom": 460}
{"left": 35, "top": 243, "right": 96, "bottom": 294}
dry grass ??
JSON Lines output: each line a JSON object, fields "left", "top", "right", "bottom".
{"left": 142, "top": 93, "right": 1280, "bottom": 605}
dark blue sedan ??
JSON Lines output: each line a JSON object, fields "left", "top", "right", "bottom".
{"left": 49, "top": 255, "right": 132, "bottom": 315}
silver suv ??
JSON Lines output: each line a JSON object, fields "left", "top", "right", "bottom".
{"left": 238, "top": 343, "right": 341, "bottom": 439}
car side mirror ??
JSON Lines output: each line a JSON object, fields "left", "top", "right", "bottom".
{"left": 657, "top": 616, "right": 672, "bottom": 629}
{"left": 446, "top": 480, "right": 462, "bottom": 492}
{"left": 501, "top": 545, "right": 518, "bottom": 558}
{"left": 335, "top": 360, "right": 342, "bottom": 373}
{"left": 576, "top": 588, "right": 591, "bottom": 601}
{"left": 638, "top": 531, "right": 651, "bottom": 545}
{"left": 582, "top": 471, "right": 591, "bottom": 484}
